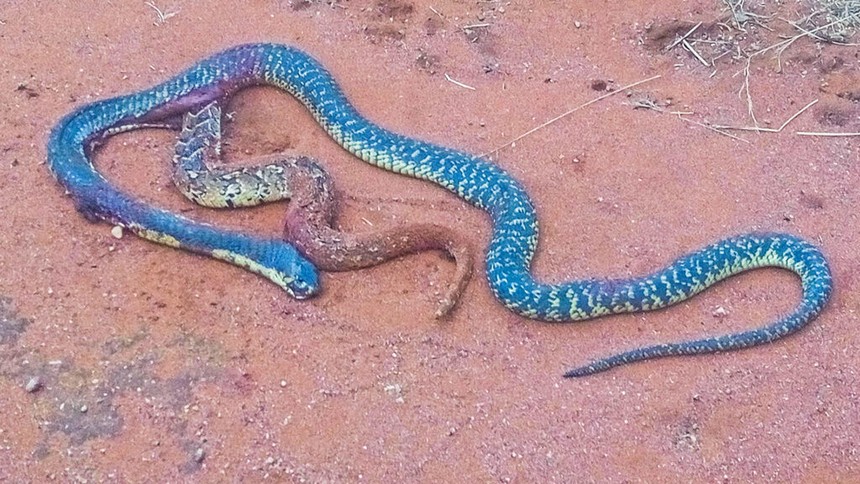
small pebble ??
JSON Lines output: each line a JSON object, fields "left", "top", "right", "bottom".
{"left": 712, "top": 306, "right": 729, "bottom": 318}
{"left": 25, "top": 377, "right": 42, "bottom": 393}
{"left": 111, "top": 225, "right": 124, "bottom": 239}
{"left": 80, "top": 405, "right": 88, "bottom": 413}
{"left": 194, "top": 447, "right": 205, "bottom": 463}
{"left": 574, "top": 21, "right": 582, "bottom": 28}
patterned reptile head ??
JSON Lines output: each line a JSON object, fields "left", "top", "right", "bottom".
{"left": 284, "top": 255, "right": 321, "bottom": 300}
{"left": 210, "top": 240, "right": 321, "bottom": 300}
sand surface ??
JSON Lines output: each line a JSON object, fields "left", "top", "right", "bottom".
{"left": 0, "top": 0, "right": 858, "bottom": 480}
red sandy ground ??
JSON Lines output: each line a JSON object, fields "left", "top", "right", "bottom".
{"left": 0, "top": 0, "right": 858, "bottom": 481}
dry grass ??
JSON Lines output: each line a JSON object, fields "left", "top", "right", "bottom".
{"left": 800, "top": 0, "right": 860, "bottom": 42}
{"left": 655, "top": 1, "right": 859, "bottom": 134}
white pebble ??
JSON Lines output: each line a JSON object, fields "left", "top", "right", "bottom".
{"left": 25, "top": 377, "right": 42, "bottom": 393}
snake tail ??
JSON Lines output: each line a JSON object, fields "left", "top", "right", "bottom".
{"left": 562, "top": 233, "right": 831, "bottom": 376}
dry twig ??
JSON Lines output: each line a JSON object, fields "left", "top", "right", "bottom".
{"left": 631, "top": 99, "right": 749, "bottom": 143}
{"left": 713, "top": 99, "right": 818, "bottom": 132}
{"left": 483, "top": 75, "right": 662, "bottom": 157}
{"left": 145, "top": 1, "right": 179, "bottom": 25}
{"left": 796, "top": 131, "right": 860, "bottom": 136}
{"left": 444, "top": 74, "right": 476, "bottom": 91}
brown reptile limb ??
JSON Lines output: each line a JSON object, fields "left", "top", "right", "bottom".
{"left": 172, "top": 102, "right": 472, "bottom": 317}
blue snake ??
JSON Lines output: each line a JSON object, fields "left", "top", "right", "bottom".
{"left": 47, "top": 43, "right": 833, "bottom": 376}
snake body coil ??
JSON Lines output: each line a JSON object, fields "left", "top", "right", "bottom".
{"left": 47, "top": 43, "right": 833, "bottom": 376}
{"left": 173, "top": 103, "right": 473, "bottom": 318}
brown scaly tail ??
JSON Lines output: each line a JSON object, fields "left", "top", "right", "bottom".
{"left": 173, "top": 102, "right": 473, "bottom": 317}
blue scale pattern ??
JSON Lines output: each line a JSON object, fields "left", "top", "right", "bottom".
{"left": 47, "top": 44, "right": 833, "bottom": 376}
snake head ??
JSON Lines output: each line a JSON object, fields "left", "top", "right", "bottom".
{"left": 284, "top": 255, "right": 321, "bottom": 299}
{"left": 220, "top": 239, "right": 321, "bottom": 300}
